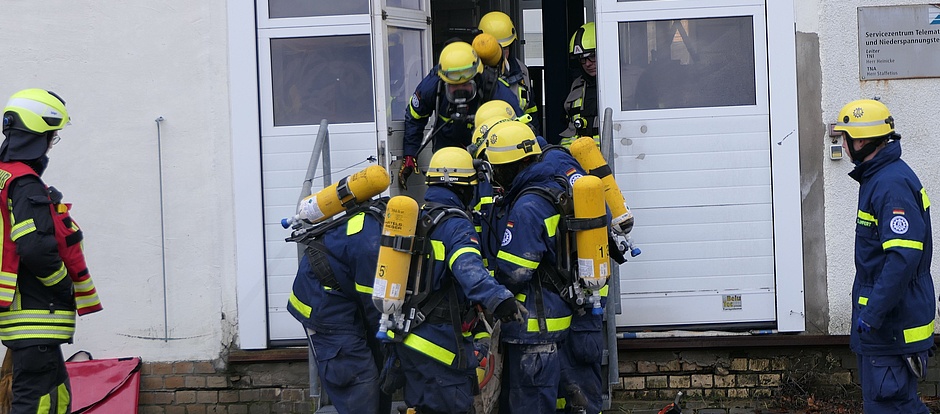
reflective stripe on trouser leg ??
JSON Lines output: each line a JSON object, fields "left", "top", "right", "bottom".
{"left": 10, "top": 344, "right": 71, "bottom": 414}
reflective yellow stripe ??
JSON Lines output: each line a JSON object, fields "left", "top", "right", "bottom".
{"left": 544, "top": 214, "right": 560, "bottom": 238}
{"left": 346, "top": 212, "right": 365, "bottom": 235}
{"left": 323, "top": 286, "right": 332, "bottom": 291}
{"left": 408, "top": 105, "right": 427, "bottom": 120}
{"left": 527, "top": 315, "right": 571, "bottom": 332}
{"left": 525, "top": 105, "right": 538, "bottom": 114}
{"left": 515, "top": 293, "right": 526, "bottom": 302}
{"left": 883, "top": 239, "right": 924, "bottom": 250}
{"left": 475, "top": 225, "right": 482, "bottom": 233}
{"left": 38, "top": 263, "right": 67, "bottom": 287}
{"left": 858, "top": 296, "right": 868, "bottom": 306}
{"left": 903, "top": 320, "right": 935, "bottom": 344}
{"left": 356, "top": 283, "right": 373, "bottom": 295}
{"left": 497, "top": 250, "right": 539, "bottom": 269}
{"left": 598, "top": 284, "right": 609, "bottom": 297}
{"left": 57, "top": 382, "right": 70, "bottom": 414}
{"left": 922, "top": 188, "right": 931, "bottom": 210}
{"left": 431, "top": 240, "right": 445, "bottom": 261}
{"left": 449, "top": 247, "right": 480, "bottom": 270}
{"left": 0, "top": 310, "right": 76, "bottom": 341}
{"left": 857, "top": 210, "right": 878, "bottom": 225}
{"left": 39, "top": 393, "right": 50, "bottom": 414}
{"left": 474, "top": 331, "right": 490, "bottom": 340}
{"left": 474, "top": 196, "right": 493, "bottom": 212}
{"left": 557, "top": 398, "right": 566, "bottom": 410}
{"left": 9, "top": 218, "right": 35, "bottom": 241}
{"left": 401, "top": 332, "right": 456, "bottom": 366}
{"left": 288, "top": 292, "right": 312, "bottom": 318}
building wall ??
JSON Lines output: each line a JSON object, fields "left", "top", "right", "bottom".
{"left": 0, "top": 1, "right": 238, "bottom": 362}
{"left": 815, "top": 0, "right": 940, "bottom": 335}
{"left": 1, "top": 0, "right": 938, "bottom": 369}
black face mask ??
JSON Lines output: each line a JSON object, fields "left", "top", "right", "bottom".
{"left": 491, "top": 163, "right": 519, "bottom": 191}
{"left": 452, "top": 184, "right": 475, "bottom": 208}
{"left": 847, "top": 135, "right": 890, "bottom": 166}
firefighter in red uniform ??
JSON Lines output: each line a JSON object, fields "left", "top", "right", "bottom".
{"left": 0, "top": 88, "right": 101, "bottom": 414}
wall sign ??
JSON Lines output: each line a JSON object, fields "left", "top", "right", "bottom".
{"left": 858, "top": 5, "right": 940, "bottom": 80}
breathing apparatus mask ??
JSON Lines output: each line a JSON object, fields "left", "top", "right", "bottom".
{"left": 446, "top": 81, "right": 477, "bottom": 127}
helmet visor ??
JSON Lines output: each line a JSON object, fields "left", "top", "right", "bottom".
{"left": 439, "top": 62, "right": 480, "bottom": 84}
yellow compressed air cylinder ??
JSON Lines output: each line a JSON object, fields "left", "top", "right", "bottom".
{"left": 296, "top": 165, "right": 390, "bottom": 224}
{"left": 573, "top": 175, "right": 609, "bottom": 315}
{"left": 570, "top": 136, "right": 633, "bottom": 234}
{"left": 372, "top": 195, "right": 419, "bottom": 339}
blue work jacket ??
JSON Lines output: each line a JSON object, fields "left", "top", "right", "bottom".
{"left": 403, "top": 71, "right": 521, "bottom": 157}
{"left": 849, "top": 140, "right": 934, "bottom": 355}
{"left": 287, "top": 211, "right": 384, "bottom": 336}
{"left": 493, "top": 159, "right": 573, "bottom": 344}
{"left": 393, "top": 186, "right": 512, "bottom": 368}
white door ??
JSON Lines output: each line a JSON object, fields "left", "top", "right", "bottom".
{"left": 256, "top": 0, "right": 432, "bottom": 342}
{"left": 595, "top": 0, "right": 803, "bottom": 331}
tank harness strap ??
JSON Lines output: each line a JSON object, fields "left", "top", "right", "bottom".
{"left": 587, "top": 164, "right": 612, "bottom": 180}
{"left": 568, "top": 215, "right": 608, "bottom": 231}
{"left": 533, "top": 273, "right": 549, "bottom": 334}
{"left": 301, "top": 239, "right": 343, "bottom": 291}
{"left": 380, "top": 233, "right": 417, "bottom": 253}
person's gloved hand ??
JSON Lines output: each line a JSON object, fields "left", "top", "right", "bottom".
{"left": 473, "top": 336, "right": 491, "bottom": 366}
{"left": 856, "top": 317, "right": 872, "bottom": 333}
{"left": 493, "top": 298, "right": 528, "bottom": 323}
{"left": 398, "top": 155, "right": 417, "bottom": 190}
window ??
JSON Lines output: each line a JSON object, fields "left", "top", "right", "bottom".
{"left": 270, "top": 35, "right": 375, "bottom": 125}
{"left": 618, "top": 16, "right": 756, "bottom": 110}
{"left": 388, "top": 27, "right": 426, "bottom": 121}
{"left": 268, "top": 0, "right": 368, "bottom": 18}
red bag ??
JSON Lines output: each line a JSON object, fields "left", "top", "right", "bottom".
{"left": 65, "top": 357, "right": 141, "bottom": 413}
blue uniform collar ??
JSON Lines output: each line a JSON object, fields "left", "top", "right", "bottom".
{"left": 848, "top": 140, "right": 902, "bottom": 183}
{"left": 424, "top": 185, "right": 465, "bottom": 208}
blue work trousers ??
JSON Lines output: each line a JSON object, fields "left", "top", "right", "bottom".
{"left": 499, "top": 342, "right": 561, "bottom": 414}
{"left": 396, "top": 341, "right": 476, "bottom": 414}
{"left": 858, "top": 354, "right": 930, "bottom": 414}
{"left": 307, "top": 329, "right": 382, "bottom": 414}
{"left": 558, "top": 329, "right": 604, "bottom": 414}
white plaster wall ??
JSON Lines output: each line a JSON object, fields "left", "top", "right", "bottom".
{"left": 814, "top": 0, "right": 940, "bottom": 334}
{"left": 0, "top": 1, "right": 237, "bottom": 361}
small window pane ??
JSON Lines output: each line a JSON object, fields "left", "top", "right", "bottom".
{"left": 270, "top": 35, "right": 375, "bottom": 125}
{"left": 388, "top": 27, "right": 426, "bottom": 121}
{"left": 386, "top": 0, "right": 422, "bottom": 10}
{"left": 618, "top": 16, "right": 756, "bottom": 111}
{"left": 268, "top": 0, "right": 368, "bottom": 18}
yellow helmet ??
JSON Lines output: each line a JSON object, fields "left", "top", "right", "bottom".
{"left": 832, "top": 99, "right": 895, "bottom": 139}
{"left": 484, "top": 120, "right": 541, "bottom": 165}
{"left": 3, "top": 89, "right": 69, "bottom": 134}
{"left": 475, "top": 100, "right": 515, "bottom": 126}
{"left": 479, "top": 11, "right": 516, "bottom": 47}
{"left": 438, "top": 42, "right": 483, "bottom": 85}
{"left": 470, "top": 115, "right": 515, "bottom": 158}
{"left": 472, "top": 33, "right": 503, "bottom": 67}
{"left": 569, "top": 22, "right": 596, "bottom": 57}
{"left": 426, "top": 147, "right": 479, "bottom": 186}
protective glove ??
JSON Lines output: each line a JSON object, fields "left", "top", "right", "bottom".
{"left": 398, "top": 155, "right": 417, "bottom": 190}
{"left": 856, "top": 317, "right": 872, "bottom": 333}
{"left": 493, "top": 297, "right": 528, "bottom": 323}
{"left": 473, "top": 336, "right": 491, "bottom": 366}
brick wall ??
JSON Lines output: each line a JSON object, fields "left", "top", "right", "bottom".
{"left": 613, "top": 345, "right": 895, "bottom": 411}
{"left": 134, "top": 344, "right": 940, "bottom": 413}
{"left": 138, "top": 360, "right": 313, "bottom": 414}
